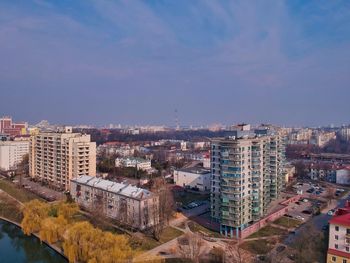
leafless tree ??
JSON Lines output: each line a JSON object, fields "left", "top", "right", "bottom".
{"left": 16, "top": 154, "right": 29, "bottom": 187}
{"left": 177, "top": 232, "right": 204, "bottom": 263}
{"left": 325, "top": 187, "right": 336, "bottom": 205}
{"left": 149, "top": 177, "right": 174, "bottom": 239}
{"left": 293, "top": 223, "right": 326, "bottom": 263}
{"left": 225, "top": 240, "right": 245, "bottom": 263}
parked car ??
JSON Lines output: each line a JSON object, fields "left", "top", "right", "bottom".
{"left": 302, "top": 210, "right": 312, "bottom": 215}
{"left": 328, "top": 210, "right": 335, "bottom": 216}
{"left": 296, "top": 215, "right": 305, "bottom": 221}
{"left": 322, "top": 224, "right": 329, "bottom": 231}
{"left": 276, "top": 246, "right": 286, "bottom": 253}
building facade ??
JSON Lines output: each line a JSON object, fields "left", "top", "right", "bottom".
{"left": 29, "top": 127, "right": 96, "bottom": 191}
{"left": 327, "top": 202, "right": 350, "bottom": 263}
{"left": 336, "top": 169, "right": 350, "bottom": 185}
{"left": 70, "top": 175, "right": 159, "bottom": 230}
{"left": 0, "top": 116, "right": 27, "bottom": 137}
{"left": 0, "top": 141, "right": 29, "bottom": 171}
{"left": 115, "top": 157, "right": 152, "bottom": 171}
{"left": 211, "top": 129, "right": 286, "bottom": 237}
{"left": 174, "top": 167, "right": 211, "bottom": 191}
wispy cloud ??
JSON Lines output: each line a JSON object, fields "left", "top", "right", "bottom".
{"left": 0, "top": 1, "right": 349, "bottom": 126}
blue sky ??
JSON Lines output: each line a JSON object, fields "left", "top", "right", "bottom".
{"left": 0, "top": 0, "right": 350, "bottom": 126}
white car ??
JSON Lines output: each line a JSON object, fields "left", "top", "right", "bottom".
{"left": 302, "top": 199, "right": 309, "bottom": 203}
{"left": 328, "top": 210, "right": 335, "bottom": 216}
{"left": 296, "top": 215, "right": 305, "bottom": 221}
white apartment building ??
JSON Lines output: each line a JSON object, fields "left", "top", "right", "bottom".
{"left": 211, "top": 127, "right": 286, "bottom": 238}
{"left": 310, "top": 131, "right": 336, "bottom": 147}
{"left": 115, "top": 157, "right": 152, "bottom": 171}
{"left": 70, "top": 175, "right": 159, "bottom": 230}
{"left": 327, "top": 203, "right": 350, "bottom": 263}
{"left": 29, "top": 127, "right": 96, "bottom": 191}
{"left": 336, "top": 169, "right": 350, "bottom": 185}
{"left": 174, "top": 167, "right": 211, "bottom": 191}
{"left": 0, "top": 141, "right": 29, "bottom": 171}
{"left": 339, "top": 127, "right": 350, "bottom": 141}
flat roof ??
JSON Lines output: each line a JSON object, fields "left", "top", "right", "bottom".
{"left": 71, "top": 175, "right": 154, "bottom": 200}
{"left": 176, "top": 167, "right": 210, "bottom": 174}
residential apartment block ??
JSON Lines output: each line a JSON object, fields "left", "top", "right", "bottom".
{"left": 70, "top": 175, "right": 159, "bottom": 230}
{"left": 327, "top": 202, "right": 350, "bottom": 263}
{"left": 29, "top": 127, "right": 96, "bottom": 191}
{"left": 211, "top": 127, "right": 286, "bottom": 237}
{"left": 0, "top": 140, "right": 29, "bottom": 171}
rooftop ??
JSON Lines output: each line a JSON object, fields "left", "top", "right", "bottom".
{"left": 329, "top": 201, "right": 350, "bottom": 227}
{"left": 71, "top": 175, "right": 154, "bottom": 200}
{"left": 176, "top": 167, "right": 210, "bottom": 174}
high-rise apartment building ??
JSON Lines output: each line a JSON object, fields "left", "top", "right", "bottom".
{"left": 29, "top": 127, "right": 96, "bottom": 191}
{"left": 210, "top": 127, "right": 285, "bottom": 237}
{"left": 0, "top": 140, "right": 29, "bottom": 171}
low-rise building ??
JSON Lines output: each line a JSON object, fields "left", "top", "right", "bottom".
{"left": 0, "top": 141, "right": 29, "bottom": 171}
{"left": 70, "top": 175, "right": 159, "bottom": 230}
{"left": 115, "top": 157, "right": 152, "bottom": 172}
{"left": 173, "top": 167, "right": 211, "bottom": 191}
{"left": 327, "top": 202, "right": 350, "bottom": 263}
{"left": 336, "top": 168, "right": 350, "bottom": 185}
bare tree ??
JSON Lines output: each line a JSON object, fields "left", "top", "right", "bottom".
{"left": 149, "top": 177, "right": 174, "bottom": 239}
{"left": 325, "top": 187, "right": 336, "bottom": 205}
{"left": 293, "top": 223, "right": 326, "bottom": 263}
{"left": 16, "top": 153, "right": 29, "bottom": 187}
{"left": 177, "top": 232, "right": 204, "bottom": 263}
{"left": 225, "top": 240, "right": 245, "bottom": 263}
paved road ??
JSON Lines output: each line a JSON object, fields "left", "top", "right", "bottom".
{"left": 284, "top": 194, "right": 348, "bottom": 246}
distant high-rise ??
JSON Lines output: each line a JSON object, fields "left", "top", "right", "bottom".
{"left": 29, "top": 127, "right": 96, "bottom": 191}
{"left": 0, "top": 116, "right": 27, "bottom": 136}
{"left": 210, "top": 126, "right": 286, "bottom": 237}
{"left": 0, "top": 140, "right": 29, "bottom": 171}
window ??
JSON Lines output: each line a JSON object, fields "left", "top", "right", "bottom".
{"left": 346, "top": 247, "right": 350, "bottom": 252}
{"left": 335, "top": 244, "right": 339, "bottom": 249}
{"left": 343, "top": 259, "right": 347, "bottom": 263}
{"left": 335, "top": 226, "right": 339, "bottom": 231}
{"left": 332, "top": 256, "right": 336, "bottom": 262}
{"left": 335, "top": 235, "right": 339, "bottom": 240}
{"left": 347, "top": 228, "right": 350, "bottom": 235}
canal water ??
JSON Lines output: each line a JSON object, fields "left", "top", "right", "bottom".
{"left": 0, "top": 219, "right": 67, "bottom": 263}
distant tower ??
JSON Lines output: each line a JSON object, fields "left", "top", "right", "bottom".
{"left": 175, "top": 109, "right": 180, "bottom": 130}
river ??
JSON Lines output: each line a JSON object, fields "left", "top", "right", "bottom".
{"left": 0, "top": 219, "right": 67, "bottom": 263}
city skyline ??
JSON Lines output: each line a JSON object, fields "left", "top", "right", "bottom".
{"left": 1, "top": 1, "right": 350, "bottom": 126}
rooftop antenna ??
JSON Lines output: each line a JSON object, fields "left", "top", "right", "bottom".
{"left": 175, "top": 109, "right": 180, "bottom": 130}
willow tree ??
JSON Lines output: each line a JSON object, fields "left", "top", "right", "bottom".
{"left": 21, "top": 199, "right": 50, "bottom": 235}
{"left": 39, "top": 215, "right": 68, "bottom": 244}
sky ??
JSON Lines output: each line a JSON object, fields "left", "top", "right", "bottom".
{"left": 0, "top": 0, "right": 350, "bottom": 127}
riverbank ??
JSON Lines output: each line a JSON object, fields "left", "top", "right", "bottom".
{"left": 0, "top": 216, "right": 68, "bottom": 260}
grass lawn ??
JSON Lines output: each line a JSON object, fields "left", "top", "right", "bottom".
{"left": 248, "top": 225, "right": 288, "bottom": 238}
{"left": 0, "top": 179, "right": 41, "bottom": 203}
{"left": 188, "top": 221, "right": 221, "bottom": 238}
{"left": 131, "top": 226, "right": 183, "bottom": 251}
{"left": 174, "top": 191, "right": 209, "bottom": 205}
{"left": 240, "top": 239, "right": 277, "bottom": 255}
{"left": 0, "top": 193, "right": 23, "bottom": 223}
{"left": 273, "top": 216, "right": 302, "bottom": 228}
